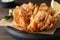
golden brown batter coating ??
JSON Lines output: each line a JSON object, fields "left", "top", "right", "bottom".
{"left": 13, "top": 2, "right": 58, "bottom": 32}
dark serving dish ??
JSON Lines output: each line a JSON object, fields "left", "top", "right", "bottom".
{"left": 4, "top": 0, "right": 60, "bottom": 40}
{"left": 5, "top": 26, "right": 60, "bottom": 40}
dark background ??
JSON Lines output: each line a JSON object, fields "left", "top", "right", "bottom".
{"left": 0, "top": 0, "right": 60, "bottom": 40}
{"left": 0, "top": 0, "right": 60, "bottom": 6}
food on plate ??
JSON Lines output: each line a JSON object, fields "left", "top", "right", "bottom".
{"left": 12, "top": 2, "right": 58, "bottom": 32}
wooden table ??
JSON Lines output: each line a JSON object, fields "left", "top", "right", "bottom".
{"left": 0, "top": 0, "right": 60, "bottom": 40}
{"left": 0, "top": 6, "right": 17, "bottom": 40}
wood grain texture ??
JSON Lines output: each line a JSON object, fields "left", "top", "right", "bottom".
{"left": 0, "top": 0, "right": 60, "bottom": 40}
{"left": 0, "top": 4, "right": 17, "bottom": 40}
{"left": 0, "top": 26, "right": 17, "bottom": 40}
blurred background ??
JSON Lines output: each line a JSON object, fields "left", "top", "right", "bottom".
{"left": 0, "top": 0, "right": 52, "bottom": 20}
{"left": 0, "top": 0, "right": 60, "bottom": 20}
{"left": 0, "top": 0, "right": 60, "bottom": 40}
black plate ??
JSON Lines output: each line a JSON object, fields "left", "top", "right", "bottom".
{"left": 5, "top": 26, "right": 60, "bottom": 40}
{"left": 4, "top": 0, "right": 60, "bottom": 40}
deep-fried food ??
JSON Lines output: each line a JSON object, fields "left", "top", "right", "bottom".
{"left": 30, "top": 5, "right": 39, "bottom": 22}
{"left": 39, "top": 3, "right": 48, "bottom": 11}
{"left": 27, "top": 11, "right": 46, "bottom": 32}
{"left": 13, "top": 2, "right": 58, "bottom": 32}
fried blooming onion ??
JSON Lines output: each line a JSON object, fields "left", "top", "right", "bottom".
{"left": 13, "top": 2, "right": 58, "bottom": 32}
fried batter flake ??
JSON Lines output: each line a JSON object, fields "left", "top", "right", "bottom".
{"left": 13, "top": 2, "right": 58, "bottom": 32}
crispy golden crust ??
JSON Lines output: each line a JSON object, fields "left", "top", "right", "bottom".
{"left": 13, "top": 2, "right": 57, "bottom": 32}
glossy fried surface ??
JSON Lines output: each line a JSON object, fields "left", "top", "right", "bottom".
{"left": 13, "top": 2, "right": 57, "bottom": 32}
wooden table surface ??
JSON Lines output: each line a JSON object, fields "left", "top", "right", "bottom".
{"left": 0, "top": 0, "right": 60, "bottom": 40}
{"left": 0, "top": 6, "right": 17, "bottom": 40}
